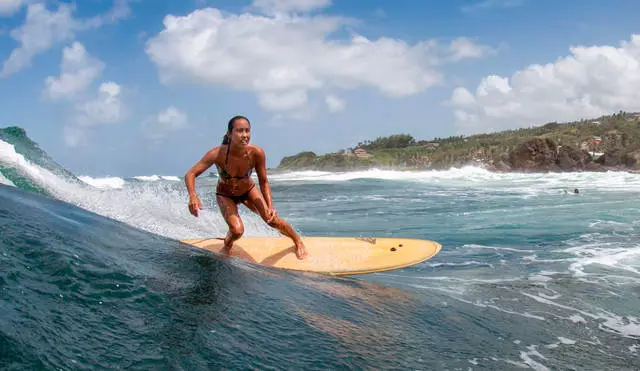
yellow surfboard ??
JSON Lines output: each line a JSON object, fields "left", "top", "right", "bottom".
{"left": 180, "top": 236, "right": 442, "bottom": 276}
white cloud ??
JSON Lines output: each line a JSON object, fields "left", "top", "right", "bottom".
{"left": 80, "top": 0, "right": 130, "bottom": 30}
{"left": 325, "top": 94, "right": 345, "bottom": 112}
{"left": 1, "top": 2, "right": 76, "bottom": 77}
{"left": 249, "top": 0, "right": 332, "bottom": 16}
{"left": 259, "top": 90, "right": 308, "bottom": 111}
{"left": 142, "top": 106, "right": 189, "bottom": 142}
{"left": 0, "top": 0, "right": 26, "bottom": 16}
{"left": 461, "top": 0, "right": 524, "bottom": 13}
{"left": 145, "top": 7, "right": 490, "bottom": 116}
{"left": 0, "top": 1, "right": 129, "bottom": 77}
{"left": 448, "top": 37, "right": 494, "bottom": 61}
{"left": 44, "top": 42, "right": 104, "bottom": 100}
{"left": 75, "top": 82, "right": 126, "bottom": 127}
{"left": 266, "top": 109, "right": 316, "bottom": 127}
{"left": 448, "top": 34, "right": 640, "bottom": 134}
{"left": 61, "top": 81, "right": 127, "bottom": 147}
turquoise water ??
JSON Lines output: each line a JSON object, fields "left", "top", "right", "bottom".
{"left": 1, "top": 129, "right": 639, "bottom": 370}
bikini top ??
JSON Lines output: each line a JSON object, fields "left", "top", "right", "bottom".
{"left": 217, "top": 145, "right": 253, "bottom": 181}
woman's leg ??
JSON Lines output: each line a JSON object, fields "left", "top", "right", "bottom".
{"left": 242, "top": 187, "right": 307, "bottom": 259}
{"left": 216, "top": 194, "right": 244, "bottom": 250}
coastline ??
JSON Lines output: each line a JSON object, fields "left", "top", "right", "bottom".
{"left": 268, "top": 162, "right": 640, "bottom": 174}
{"left": 274, "top": 112, "right": 640, "bottom": 176}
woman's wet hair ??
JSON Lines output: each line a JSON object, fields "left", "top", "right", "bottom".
{"left": 222, "top": 115, "right": 251, "bottom": 144}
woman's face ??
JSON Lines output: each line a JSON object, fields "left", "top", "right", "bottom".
{"left": 229, "top": 118, "right": 251, "bottom": 146}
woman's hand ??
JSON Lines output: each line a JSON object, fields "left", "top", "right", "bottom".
{"left": 188, "top": 194, "right": 203, "bottom": 217}
{"left": 267, "top": 207, "right": 278, "bottom": 223}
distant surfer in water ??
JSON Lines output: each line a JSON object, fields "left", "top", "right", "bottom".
{"left": 184, "top": 115, "right": 307, "bottom": 259}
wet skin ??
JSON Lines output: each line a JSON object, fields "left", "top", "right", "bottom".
{"left": 184, "top": 118, "right": 307, "bottom": 259}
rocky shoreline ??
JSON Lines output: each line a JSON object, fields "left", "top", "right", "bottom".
{"left": 482, "top": 137, "right": 640, "bottom": 173}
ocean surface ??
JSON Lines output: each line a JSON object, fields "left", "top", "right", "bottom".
{"left": 1, "top": 129, "right": 639, "bottom": 370}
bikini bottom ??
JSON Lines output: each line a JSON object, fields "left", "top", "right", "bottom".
{"left": 216, "top": 184, "right": 255, "bottom": 204}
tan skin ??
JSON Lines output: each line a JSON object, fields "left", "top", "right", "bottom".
{"left": 184, "top": 118, "right": 307, "bottom": 259}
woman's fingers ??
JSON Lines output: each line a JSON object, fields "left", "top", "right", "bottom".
{"left": 188, "top": 199, "right": 202, "bottom": 216}
{"left": 267, "top": 208, "right": 278, "bottom": 223}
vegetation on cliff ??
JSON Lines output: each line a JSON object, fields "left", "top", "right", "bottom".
{"left": 276, "top": 111, "right": 640, "bottom": 172}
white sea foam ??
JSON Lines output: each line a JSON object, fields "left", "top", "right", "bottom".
{"left": 0, "top": 139, "right": 273, "bottom": 241}
{"left": 464, "top": 244, "right": 536, "bottom": 254}
{"left": 269, "top": 166, "right": 497, "bottom": 182}
{"left": 133, "top": 175, "right": 181, "bottom": 182}
{"left": 521, "top": 291, "right": 640, "bottom": 338}
{"left": 599, "top": 314, "right": 640, "bottom": 338}
{"left": 563, "top": 243, "right": 640, "bottom": 277}
{"left": 134, "top": 175, "right": 161, "bottom": 181}
{"left": 410, "top": 283, "right": 548, "bottom": 320}
{"left": 426, "top": 260, "right": 493, "bottom": 268}
{"left": 78, "top": 176, "right": 126, "bottom": 189}
{"left": 557, "top": 337, "right": 576, "bottom": 345}
{"left": 0, "top": 139, "right": 75, "bottom": 198}
{"left": 270, "top": 166, "right": 640, "bottom": 196}
{"left": 569, "top": 314, "right": 587, "bottom": 323}
{"left": 0, "top": 170, "right": 15, "bottom": 187}
{"left": 518, "top": 345, "right": 549, "bottom": 371}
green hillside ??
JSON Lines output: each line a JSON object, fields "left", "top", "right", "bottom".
{"left": 277, "top": 111, "right": 640, "bottom": 172}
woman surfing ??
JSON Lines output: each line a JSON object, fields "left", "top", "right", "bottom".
{"left": 184, "top": 115, "right": 307, "bottom": 259}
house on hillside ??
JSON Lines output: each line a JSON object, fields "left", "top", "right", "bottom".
{"left": 353, "top": 148, "right": 372, "bottom": 158}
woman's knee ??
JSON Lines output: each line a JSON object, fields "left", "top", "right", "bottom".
{"left": 228, "top": 221, "right": 244, "bottom": 237}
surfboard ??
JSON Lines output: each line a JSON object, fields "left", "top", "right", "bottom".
{"left": 180, "top": 236, "right": 442, "bottom": 276}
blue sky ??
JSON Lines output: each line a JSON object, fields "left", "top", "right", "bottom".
{"left": 1, "top": 0, "right": 640, "bottom": 177}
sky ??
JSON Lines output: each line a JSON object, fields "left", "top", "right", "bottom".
{"left": 1, "top": 0, "right": 640, "bottom": 177}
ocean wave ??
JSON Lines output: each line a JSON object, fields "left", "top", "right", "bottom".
{"left": 0, "top": 139, "right": 275, "bottom": 242}
{"left": 563, "top": 243, "right": 640, "bottom": 277}
{"left": 78, "top": 176, "right": 126, "bottom": 189}
{"left": 132, "top": 175, "right": 181, "bottom": 182}
{"left": 0, "top": 139, "right": 76, "bottom": 196}
{"left": 269, "top": 166, "right": 496, "bottom": 182}
{"left": 0, "top": 170, "right": 15, "bottom": 186}
{"left": 269, "top": 166, "right": 640, "bottom": 193}
{"left": 2, "top": 127, "right": 639, "bottom": 368}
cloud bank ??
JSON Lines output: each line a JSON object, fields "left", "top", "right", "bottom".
{"left": 0, "top": 1, "right": 130, "bottom": 77}
{"left": 45, "top": 41, "right": 105, "bottom": 100}
{"left": 145, "top": 1, "right": 492, "bottom": 116}
{"left": 449, "top": 34, "right": 640, "bottom": 134}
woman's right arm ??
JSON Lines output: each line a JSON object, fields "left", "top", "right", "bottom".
{"left": 185, "top": 148, "right": 217, "bottom": 216}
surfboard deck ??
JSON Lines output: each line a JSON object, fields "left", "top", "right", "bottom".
{"left": 180, "top": 236, "right": 442, "bottom": 276}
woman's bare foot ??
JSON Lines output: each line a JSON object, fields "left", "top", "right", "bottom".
{"left": 220, "top": 236, "right": 234, "bottom": 254}
{"left": 221, "top": 244, "right": 233, "bottom": 255}
{"left": 295, "top": 240, "right": 307, "bottom": 260}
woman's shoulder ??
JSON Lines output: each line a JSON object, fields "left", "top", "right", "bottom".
{"left": 202, "top": 145, "right": 224, "bottom": 163}
{"left": 207, "top": 145, "right": 223, "bottom": 154}
{"left": 248, "top": 144, "right": 266, "bottom": 157}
